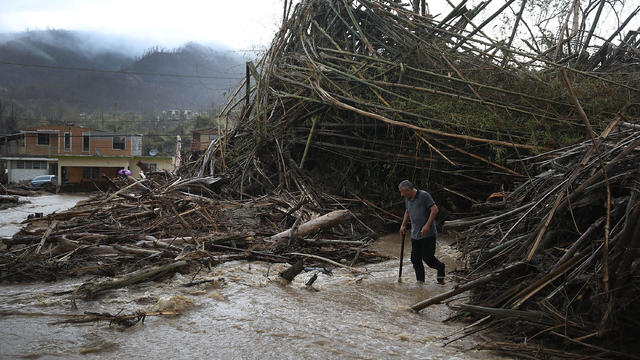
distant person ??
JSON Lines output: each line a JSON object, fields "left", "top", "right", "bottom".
{"left": 398, "top": 180, "right": 445, "bottom": 284}
{"left": 117, "top": 168, "right": 132, "bottom": 178}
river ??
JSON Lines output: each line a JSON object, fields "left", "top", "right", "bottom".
{"left": 0, "top": 197, "right": 503, "bottom": 359}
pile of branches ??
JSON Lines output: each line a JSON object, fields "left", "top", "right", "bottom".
{"left": 0, "top": 171, "right": 390, "bottom": 283}
{"left": 207, "top": 0, "right": 639, "bottom": 206}
{"left": 429, "top": 121, "right": 640, "bottom": 358}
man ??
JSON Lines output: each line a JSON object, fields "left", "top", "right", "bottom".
{"left": 398, "top": 180, "right": 445, "bottom": 284}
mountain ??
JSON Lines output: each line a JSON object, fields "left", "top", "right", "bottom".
{"left": 0, "top": 30, "right": 245, "bottom": 114}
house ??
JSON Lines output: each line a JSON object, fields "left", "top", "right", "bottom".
{"left": 0, "top": 124, "right": 174, "bottom": 187}
{"left": 190, "top": 127, "right": 219, "bottom": 152}
{"left": 161, "top": 109, "right": 199, "bottom": 121}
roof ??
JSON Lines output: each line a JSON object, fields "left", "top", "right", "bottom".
{"left": 18, "top": 125, "right": 141, "bottom": 138}
{"left": 0, "top": 156, "right": 58, "bottom": 161}
{"left": 21, "top": 124, "right": 95, "bottom": 132}
{"left": 85, "top": 131, "right": 142, "bottom": 137}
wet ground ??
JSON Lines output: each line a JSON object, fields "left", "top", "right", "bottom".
{"left": 0, "top": 194, "right": 89, "bottom": 238}
{"left": 0, "top": 234, "right": 504, "bottom": 359}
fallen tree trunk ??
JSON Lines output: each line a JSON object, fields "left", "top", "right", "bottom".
{"left": 74, "top": 260, "right": 189, "bottom": 300}
{"left": 268, "top": 209, "right": 351, "bottom": 243}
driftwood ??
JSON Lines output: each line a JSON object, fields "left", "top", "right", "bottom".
{"left": 2, "top": 169, "right": 385, "bottom": 283}
{"left": 51, "top": 310, "right": 180, "bottom": 327}
{"left": 74, "top": 260, "right": 189, "bottom": 300}
{"left": 411, "top": 262, "right": 526, "bottom": 312}
{"left": 269, "top": 210, "right": 351, "bottom": 243}
{"left": 35, "top": 220, "right": 58, "bottom": 254}
{"left": 0, "top": 195, "right": 20, "bottom": 203}
{"left": 279, "top": 258, "right": 304, "bottom": 282}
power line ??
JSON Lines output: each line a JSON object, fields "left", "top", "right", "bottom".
{"left": 0, "top": 60, "right": 244, "bottom": 80}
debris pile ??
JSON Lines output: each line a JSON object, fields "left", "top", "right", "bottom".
{"left": 0, "top": 171, "right": 391, "bottom": 285}
{"left": 413, "top": 124, "right": 640, "bottom": 358}
{"left": 209, "top": 0, "right": 639, "bottom": 206}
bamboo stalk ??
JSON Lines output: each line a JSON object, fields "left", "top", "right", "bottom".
{"left": 561, "top": 69, "right": 611, "bottom": 293}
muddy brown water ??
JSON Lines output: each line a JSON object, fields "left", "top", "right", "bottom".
{"left": 0, "top": 194, "right": 89, "bottom": 238}
{"left": 1, "top": 202, "right": 504, "bottom": 359}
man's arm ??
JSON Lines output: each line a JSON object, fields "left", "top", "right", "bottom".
{"left": 400, "top": 209, "right": 409, "bottom": 236}
{"left": 421, "top": 204, "right": 439, "bottom": 236}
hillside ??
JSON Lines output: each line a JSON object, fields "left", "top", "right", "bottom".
{"left": 0, "top": 30, "right": 245, "bottom": 115}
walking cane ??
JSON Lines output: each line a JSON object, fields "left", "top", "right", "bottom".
{"left": 397, "top": 232, "right": 406, "bottom": 283}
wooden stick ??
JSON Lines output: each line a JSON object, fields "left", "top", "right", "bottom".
{"left": 561, "top": 69, "right": 611, "bottom": 293}
{"left": 411, "top": 262, "right": 525, "bottom": 312}
{"left": 35, "top": 220, "right": 58, "bottom": 254}
{"left": 289, "top": 252, "right": 367, "bottom": 274}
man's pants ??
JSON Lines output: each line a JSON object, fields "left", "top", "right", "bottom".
{"left": 410, "top": 236, "right": 445, "bottom": 282}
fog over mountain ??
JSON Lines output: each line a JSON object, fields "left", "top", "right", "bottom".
{"left": 0, "top": 29, "right": 246, "bottom": 115}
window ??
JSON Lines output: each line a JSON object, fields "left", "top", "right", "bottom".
{"left": 83, "top": 134, "right": 90, "bottom": 152}
{"left": 37, "top": 133, "right": 50, "bottom": 145}
{"left": 113, "top": 136, "right": 125, "bottom": 150}
{"left": 14, "top": 160, "right": 47, "bottom": 169}
{"left": 82, "top": 167, "right": 100, "bottom": 179}
{"left": 64, "top": 132, "right": 71, "bottom": 152}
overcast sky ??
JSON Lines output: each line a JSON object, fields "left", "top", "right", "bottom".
{"left": 0, "top": 0, "right": 287, "bottom": 50}
{"left": 0, "top": 0, "right": 636, "bottom": 53}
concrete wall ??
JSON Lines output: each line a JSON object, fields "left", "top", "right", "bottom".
{"left": 8, "top": 168, "right": 48, "bottom": 184}
{"left": 5, "top": 159, "right": 55, "bottom": 184}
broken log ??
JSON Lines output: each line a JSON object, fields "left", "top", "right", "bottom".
{"left": 411, "top": 262, "right": 526, "bottom": 312}
{"left": 268, "top": 209, "right": 350, "bottom": 243}
{"left": 0, "top": 195, "right": 20, "bottom": 203}
{"left": 74, "top": 260, "right": 189, "bottom": 300}
{"left": 279, "top": 258, "right": 304, "bottom": 281}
